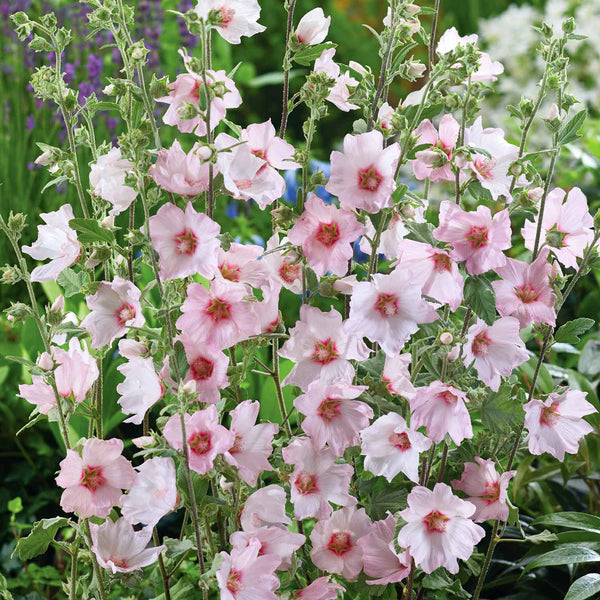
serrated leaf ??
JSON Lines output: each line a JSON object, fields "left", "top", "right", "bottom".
{"left": 292, "top": 42, "right": 336, "bottom": 66}
{"left": 170, "top": 341, "right": 190, "bottom": 381}
{"left": 523, "top": 546, "right": 600, "bottom": 573}
{"left": 405, "top": 222, "right": 436, "bottom": 246}
{"left": 555, "top": 318, "right": 594, "bottom": 344}
{"left": 464, "top": 276, "right": 496, "bottom": 325}
{"left": 565, "top": 574, "right": 600, "bottom": 600}
{"left": 12, "top": 517, "right": 69, "bottom": 560}
{"left": 533, "top": 512, "right": 600, "bottom": 534}
{"left": 524, "top": 529, "right": 558, "bottom": 544}
{"left": 557, "top": 109, "right": 587, "bottom": 146}
{"left": 481, "top": 386, "right": 519, "bottom": 433}
{"left": 578, "top": 340, "right": 600, "bottom": 378}
{"left": 164, "top": 537, "right": 194, "bottom": 559}
{"left": 69, "top": 218, "right": 116, "bottom": 244}
{"left": 56, "top": 268, "right": 89, "bottom": 298}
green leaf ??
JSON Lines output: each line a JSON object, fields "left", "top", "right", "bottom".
{"left": 565, "top": 574, "right": 600, "bottom": 600}
{"left": 555, "top": 318, "right": 595, "bottom": 344}
{"left": 164, "top": 537, "right": 194, "bottom": 559}
{"left": 481, "top": 385, "right": 520, "bottom": 433}
{"left": 0, "top": 572, "right": 14, "bottom": 600}
{"left": 578, "top": 340, "right": 600, "bottom": 378}
{"left": 533, "top": 512, "right": 600, "bottom": 534}
{"left": 56, "top": 268, "right": 90, "bottom": 298}
{"left": 557, "top": 109, "right": 587, "bottom": 146}
{"left": 523, "top": 547, "right": 600, "bottom": 573}
{"left": 69, "top": 218, "right": 116, "bottom": 244}
{"left": 169, "top": 341, "right": 190, "bottom": 381}
{"left": 292, "top": 42, "right": 336, "bottom": 66}
{"left": 8, "top": 497, "right": 23, "bottom": 515}
{"left": 405, "top": 222, "right": 436, "bottom": 246}
{"left": 524, "top": 530, "right": 558, "bottom": 544}
{"left": 12, "top": 517, "right": 69, "bottom": 560}
{"left": 464, "top": 276, "right": 496, "bottom": 325}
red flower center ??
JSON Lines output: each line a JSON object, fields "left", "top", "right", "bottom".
{"left": 109, "top": 556, "right": 129, "bottom": 569}
{"left": 279, "top": 261, "right": 302, "bottom": 284}
{"left": 191, "top": 356, "right": 214, "bottom": 381}
{"left": 251, "top": 148, "right": 267, "bottom": 161}
{"left": 540, "top": 403, "right": 560, "bottom": 426}
{"left": 188, "top": 431, "right": 211, "bottom": 455}
{"left": 295, "top": 471, "right": 319, "bottom": 494}
{"left": 80, "top": 466, "right": 106, "bottom": 492}
{"left": 327, "top": 531, "right": 352, "bottom": 556}
{"left": 318, "top": 397, "right": 341, "bottom": 422}
{"left": 219, "top": 7, "right": 236, "bottom": 25}
{"left": 516, "top": 283, "right": 540, "bottom": 303}
{"left": 312, "top": 339, "right": 339, "bottom": 365}
{"left": 437, "top": 390, "right": 458, "bottom": 405}
{"left": 473, "top": 156, "right": 496, "bottom": 179}
{"left": 389, "top": 431, "right": 411, "bottom": 450}
{"left": 374, "top": 292, "right": 400, "bottom": 317}
{"left": 472, "top": 332, "right": 491, "bottom": 357}
{"left": 175, "top": 228, "right": 198, "bottom": 255}
{"left": 219, "top": 261, "right": 241, "bottom": 282}
{"left": 432, "top": 252, "right": 452, "bottom": 272}
{"left": 226, "top": 569, "right": 243, "bottom": 593}
{"left": 482, "top": 481, "right": 501, "bottom": 504}
{"left": 315, "top": 222, "right": 341, "bottom": 247}
{"left": 358, "top": 166, "right": 383, "bottom": 192}
{"left": 115, "top": 302, "right": 136, "bottom": 326}
{"left": 206, "top": 297, "right": 231, "bottom": 322}
{"left": 229, "top": 434, "right": 243, "bottom": 454}
{"left": 466, "top": 225, "right": 489, "bottom": 249}
{"left": 423, "top": 510, "right": 449, "bottom": 533}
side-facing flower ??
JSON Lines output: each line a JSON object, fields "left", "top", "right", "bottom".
{"left": 412, "top": 114, "right": 459, "bottom": 182}
{"left": 53, "top": 337, "right": 99, "bottom": 402}
{"left": 240, "top": 485, "right": 292, "bottom": 531}
{"left": 18, "top": 376, "right": 56, "bottom": 415}
{"left": 382, "top": 354, "right": 416, "bottom": 399}
{"left": 117, "top": 356, "right": 163, "bottom": 425}
{"left": 296, "top": 8, "right": 331, "bottom": 45}
{"left": 89, "top": 147, "right": 137, "bottom": 215}
{"left": 314, "top": 49, "right": 359, "bottom": 112}
{"left": 296, "top": 576, "right": 345, "bottom": 599}
{"left": 197, "top": 0, "right": 266, "bottom": 45}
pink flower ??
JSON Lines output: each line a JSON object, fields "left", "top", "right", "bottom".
{"left": 378, "top": 102, "right": 395, "bottom": 131}
{"left": 463, "top": 317, "right": 529, "bottom": 391}
{"left": 382, "top": 354, "right": 416, "bottom": 399}
{"left": 22, "top": 205, "right": 81, "bottom": 282}
{"left": 345, "top": 267, "right": 438, "bottom": 356}
{"left": 410, "top": 381, "right": 473, "bottom": 445}
{"left": 452, "top": 457, "right": 515, "bottom": 522}
{"left": 176, "top": 279, "right": 260, "bottom": 350}
{"left": 296, "top": 576, "right": 345, "bottom": 599}
{"left": 230, "top": 528, "right": 306, "bottom": 571}
{"left": 120, "top": 457, "right": 178, "bottom": 527}
{"left": 216, "top": 539, "right": 279, "bottom": 600}
{"left": 326, "top": 130, "right": 400, "bottom": 213}
{"left": 433, "top": 201, "right": 511, "bottom": 275}
{"left": 197, "top": 0, "right": 266, "bottom": 45}
{"left": 90, "top": 517, "right": 165, "bottom": 574}
{"left": 89, "top": 147, "right": 137, "bottom": 215}
{"left": 81, "top": 277, "right": 145, "bottom": 349}
{"left": 117, "top": 357, "right": 163, "bottom": 425}
{"left": 357, "top": 514, "right": 411, "bottom": 585}
{"left": 56, "top": 438, "right": 136, "bottom": 518}
{"left": 261, "top": 233, "right": 304, "bottom": 293}
{"left": 394, "top": 239, "right": 464, "bottom": 311}
{"left": 314, "top": 49, "right": 359, "bottom": 112}
{"left": 294, "top": 380, "right": 371, "bottom": 456}
{"left": 288, "top": 194, "right": 364, "bottom": 276}
{"left": 240, "top": 485, "right": 291, "bottom": 532}
{"left": 217, "top": 243, "right": 268, "bottom": 288}
{"left": 18, "top": 376, "right": 56, "bottom": 415}
{"left": 296, "top": 8, "right": 331, "bottom": 45}
{"left": 149, "top": 140, "right": 211, "bottom": 196}
{"left": 241, "top": 119, "right": 300, "bottom": 170}
{"left": 53, "top": 337, "right": 99, "bottom": 402}
{"left": 149, "top": 202, "right": 220, "bottom": 281}
{"left": 224, "top": 400, "right": 278, "bottom": 486}
{"left": 523, "top": 389, "right": 595, "bottom": 461}
{"left": 279, "top": 305, "right": 369, "bottom": 391}
{"left": 492, "top": 248, "right": 557, "bottom": 327}
{"left": 163, "top": 407, "right": 235, "bottom": 475}
{"left": 360, "top": 412, "right": 431, "bottom": 482}
{"left": 411, "top": 115, "right": 459, "bottom": 182}
{"left": 463, "top": 118, "right": 519, "bottom": 201}
{"left": 397, "top": 483, "right": 485, "bottom": 574}
{"left": 522, "top": 187, "right": 594, "bottom": 269}
{"left": 309, "top": 507, "right": 372, "bottom": 580}
{"left": 282, "top": 437, "right": 356, "bottom": 520}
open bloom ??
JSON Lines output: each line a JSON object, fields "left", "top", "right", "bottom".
{"left": 18, "top": 376, "right": 57, "bottom": 415}
{"left": 81, "top": 277, "right": 145, "bottom": 349}
{"left": 397, "top": 483, "right": 485, "bottom": 574}
{"left": 524, "top": 389, "right": 595, "bottom": 461}
{"left": 296, "top": 8, "right": 331, "bottom": 44}
{"left": 452, "top": 457, "right": 515, "bottom": 522}
{"left": 314, "top": 49, "right": 359, "bottom": 112}
{"left": 217, "top": 243, "right": 268, "bottom": 288}
{"left": 310, "top": 507, "right": 372, "bottom": 580}
{"left": 463, "top": 317, "right": 529, "bottom": 391}
{"left": 279, "top": 305, "right": 369, "bottom": 390}
{"left": 288, "top": 194, "right": 364, "bottom": 276}
{"left": 53, "top": 337, "right": 99, "bottom": 402}
{"left": 163, "top": 406, "right": 234, "bottom": 475}
{"left": 89, "top": 147, "right": 137, "bottom": 215}
{"left": 433, "top": 201, "right": 511, "bottom": 275}
{"left": 90, "top": 518, "right": 165, "bottom": 574}
{"left": 56, "top": 438, "right": 136, "bottom": 518}
{"left": 230, "top": 528, "right": 305, "bottom": 571}
{"left": 197, "top": 0, "right": 266, "bottom": 45}
{"left": 240, "top": 485, "right": 291, "bottom": 532}
{"left": 296, "top": 577, "right": 345, "bottom": 599}
{"left": 117, "top": 357, "right": 163, "bottom": 425}
{"left": 492, "top": 248, "right": 557, "bottom": 327}
{"left": 412, "top": 114, "right": 459, "bottom": 182}
{"left": 241, "top": 118, "right": 300, "bottom": 171}
{"left": 522, "top": 187, "right": 594, "bottom": 269}
{"left": 261, "top": 233, "right": 304, "bottom": 294}
{"left": 360, "top": 412, "right": 431, "bottom": 482}
{"left": 22, "top": 204, "right": 81, "bottom": 282}
{"left": 382, "top": 354, "right": 416, "bottom": 399}
{"left": 294, "top": 381, "right": 371, "bottom": 456}
{"left": 149, "top": 202, "right": 220, "bottom": 281}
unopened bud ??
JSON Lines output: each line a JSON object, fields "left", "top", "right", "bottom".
{"left": 549, "top": 260, "right": 563, "bottom": 281}
{"left": 546, "top": 103, "right": 560, "bottom": 121}
{"left": 405, "top": 4, "right": 420, "bottom": 15}
{"left": 37, "top": 352, "right": 54, "bottom": 371}
{"left": 509, "top": 162, "right": 522, "bottom": 177}
{"left": 562, "top": 17, "right": 576, "bottom": 34}
{"left": 182, "top": 380, "right": 197, "bottom": 394}
{"left": 219, "top": 475, "right": 234, "bottom": 492}
{"left": 51, "top": 295, "right": 65, "bottom": 313}
{"left": 594, "top": 210, "right": 600, "bottom": 232}
{"left": 447, "top": 344, "right": 460, "bottom": 362}
{"left": 401, "top": 204, "right": 416, "bottom": 218}
{"left": 103, "top": 83, "right": 115, "bottom": 96}
{"left": 415, "top": 149, "right": 445, "bottom": 167}
{"left": 527, "top": 187, "right": 544, "bottom": 203}
{"left": 101, "top": 215, "right": 115, "bottom": 229}
{"left": 407, "top": 61, "right": 426, "bottom": 78}
{"left": 196, "top": 145, "right": 213, "bottom": 161}
{"left": 132, "top": 436, "right": 154, "bottom": 449}
{"left": 439, "top": 332, "right": 453, "bottom": 345}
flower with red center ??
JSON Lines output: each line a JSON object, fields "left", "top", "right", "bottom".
{"left": 398, "top": 483, "right": 485, "bottom": 574}
{"left": 312, "top": 339, "right": 339, "bottom": 365}
{"left": 163, "top": 406, "right": 234, "bottom": 475}
{"left": 56, "top": 438, "right": 136, "bottom": 518}
{"left": 314, "top": 48, "right": 359, "bottom": 112}
{"left": 149, "top": 202, "right": 220, "bottom": 281}
{"left": 197, "top": 0, "right": 266, "bottom": 45}
{"left": 52, "top": 337, "right": 99, "bottom": 402}
{"left": 216, "top": 242, "right": 269, "bottom": 288}
{"left": 261, "top": 233, "right": 304, "bottom": 293}
{"left": 295, "top": 8, "right": 331, "bottom": 45}
{"left": 452, "top": 457, "right": 516, "bottom": 522}
{"left": 523, "top": 389, "right": 595, "bottom": 461}
{"left": 310, "top": 507, "right": 372, "bottom": 580}
{"left": 358, "top": 166, "right": 382, "bottom": 191}
{"left": 116, "top": 356, "right": 163, "bottom": 425}
{"left": 411, "top": 114, "right": 459, "bottom": 182}
{"left": 382, "top": 354, "right": 416, "bottom": 399}
{"left": 360, "top": 412, "right": 431, "bottom": 482}
{"left": 466, "top": 225, "right": 489, "bottom": 249}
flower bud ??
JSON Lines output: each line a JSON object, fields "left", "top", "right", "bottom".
{"left": 37, "top": 352, "right": 54, "bottom": 371}
{"left": 295, "top": 8, "right": 331, "bottom": 46}
{"left": 447, "top": 345, "right": 460, "bottom": 362}
{"left": 415, "top": 149, "right": 441, "bottom": 167}
{"left": 406, "top": 4, "right": 420, "bottom": 15}
{"left": 182, "top": 380, "right": 197, "bottom": 394}
{"left": 509, "top": 162, "right": 522, "bottom": 177}
{"left": 594, "top": 210, "right": 600, "bottom": 232}
{"left": 51, "top": 295, "right": 65, "bottom": 313}
{"left": 549, "top": 260, "right": 563, "bottom": 281}
{"left": 219, "top": 475, "right": 234, "bottom": 492}
{"left": 527, "top": 187, "right": 544, "bottom": 203}
{"left": 562, "top": 17, "right": 576, "bottom": 34}
{"left": 407, "top": 61, "right": 426, "bottom": 78}
{"left": 103, "top": 83, "right": 115, "bottom": 96}
{"left": 401, "top": 204, "right": 416, "bottom": 218}
{"left": 439, "top": 332, "right": 453, "bottom": 345}
{"left": 132, "top": 436, "right": 154, "bottom": 449}
{"left": 546, "top": 103, "right": 560, "bottom": 122}
{"left": 196, "top": 145, "right": 213, "bottom": 161}
{"left": 101, "top": 215, "right": 115, "bottom": 229}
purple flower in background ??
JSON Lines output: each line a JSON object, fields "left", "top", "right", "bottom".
{"left": 26, "top": 114, "right": 35, "bottom": 131}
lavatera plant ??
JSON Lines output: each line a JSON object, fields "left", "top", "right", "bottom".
{"left": 2, "top": 1, "right": 600, "bottom": 599}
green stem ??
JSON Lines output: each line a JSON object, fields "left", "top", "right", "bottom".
{"left": 279, "top": 0, "right": 297, "bottom": 138}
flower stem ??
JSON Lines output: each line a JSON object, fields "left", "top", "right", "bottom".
{"left": 279, "top": 0, "right": 297, "bottom": 138}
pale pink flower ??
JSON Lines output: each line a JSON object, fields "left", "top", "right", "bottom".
{"left": 116, "top": 357, "right": 163, "bottom": 425}
{"left": 310, "top": 507, "right": 372, "bottom": 580}
{"left": 255, "top": 280, "right": 282, "bottom": 333}
{"left": 282, "top": 437, "right": 356, "bottom": 520}
{"left": 241, "top": 119, "right": 300, "bottom": 170}
{"left": 18, "top": 376, "right": 56, "bottom": 414}
{"left": 279, "top": 305, "right": 369, "bottom": 391}
{"left": 394, "top": 239, "right": 464, "bottom": 311}
{"left": 261, "top": 233, "right": 304, "bottom": 294}
{"left": 120, "top": 457, "right": 178, "bottom": 527}
{"left": 463, "top": 317, "right": 529, "bottom": 391}
{"left": 22, "top": 205, "right": 81, "bottom": 282}
{"left": 224, "top": 400, "right": 278, "bottom": 486}
{"left": 360, "top": 412, "right": 431, "bottom": 482}
{"left": 326, "top": 130, "right": 400, "bottom": 213}
{"left": 163, "top": 407, "right": 234, "bottom": 475}
{"left": 149, "top": 140, "right": 211, "bottom": 196}
{"left": 53, "top": 337, "right": 99, "bottom": 402}
{"left": 492, "top": 248, "right": 557, "bottom": 327}
{"left": 56, "top": 438, "right": 136, "bottom": 518}
{"left": 240, "top": 485, "right": 291, "bottom": 532}
{"left": 359, "top": 211, "right": 412, "bottom": 260}
{"left": 433, "top": 201, "right": 511, "bottom": 275}
{"left": 522, "top": 187, "right": 594, "bottom": 269}
{"left": 452, "top": 457, "right": 515, "bottom": 522}
{"left": 472, "top": 52, "right": 504, "bottom": 82}
{"left": 314, "top": 49, "right": 359, "bottom": 112}
{"left": 176, "top": 279, "right": 260, "bottom": 350}
{"left": 357, "top": 514, "right": 411, "bottom": 585}
{"left": 296, "top": 8, "right": 331, "bottom": 45}
{"left": 397, "top": 483, "right": 485, "bottom": 574}
{"left": 90, "top": 518, "right": 165, "bottom": 574}
{"left": 294, "top": 381, "right": 371, "bottom": 456}
{"left": 149, "top": 201, "right": 220, "bottom": 281}
{"left": 345, "top": 267, "right": 438, "bottom": 356}
{"left": 297, "top": 576, "right": 345, "bottom": 599}
{"left": 288, "top": 194, "right": 364, "bottom": 277}
{"left": 410, "top": 381, "right": 473, "bottom": 445}
{"left": 524, "top": 389, "right": 595, "bottom": 461}
{"left": 412, "top": 115, "right": 459, "bottom": 182}
{"left": 378, "top": 102, "right": 395, "bottom": 131}
{"left": 217, "top": 243, "right": 268, "bottom": 288}
{"left": 89, "top": 147, "right": 137, "bottom": 215}
{"left": 217, "top": 539, "right": 279, "bottom": 600}
{"left": 118, "top": 339, "right": 148, "bottom": 359}
{"left": 197, "top": 0, "right": 266, "bottom": 45}
{"left": 382, "top": 354, "right": 416, "bottom": 399}
{"left": 230, "top": 528, "right": 305, "bottom": 571}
